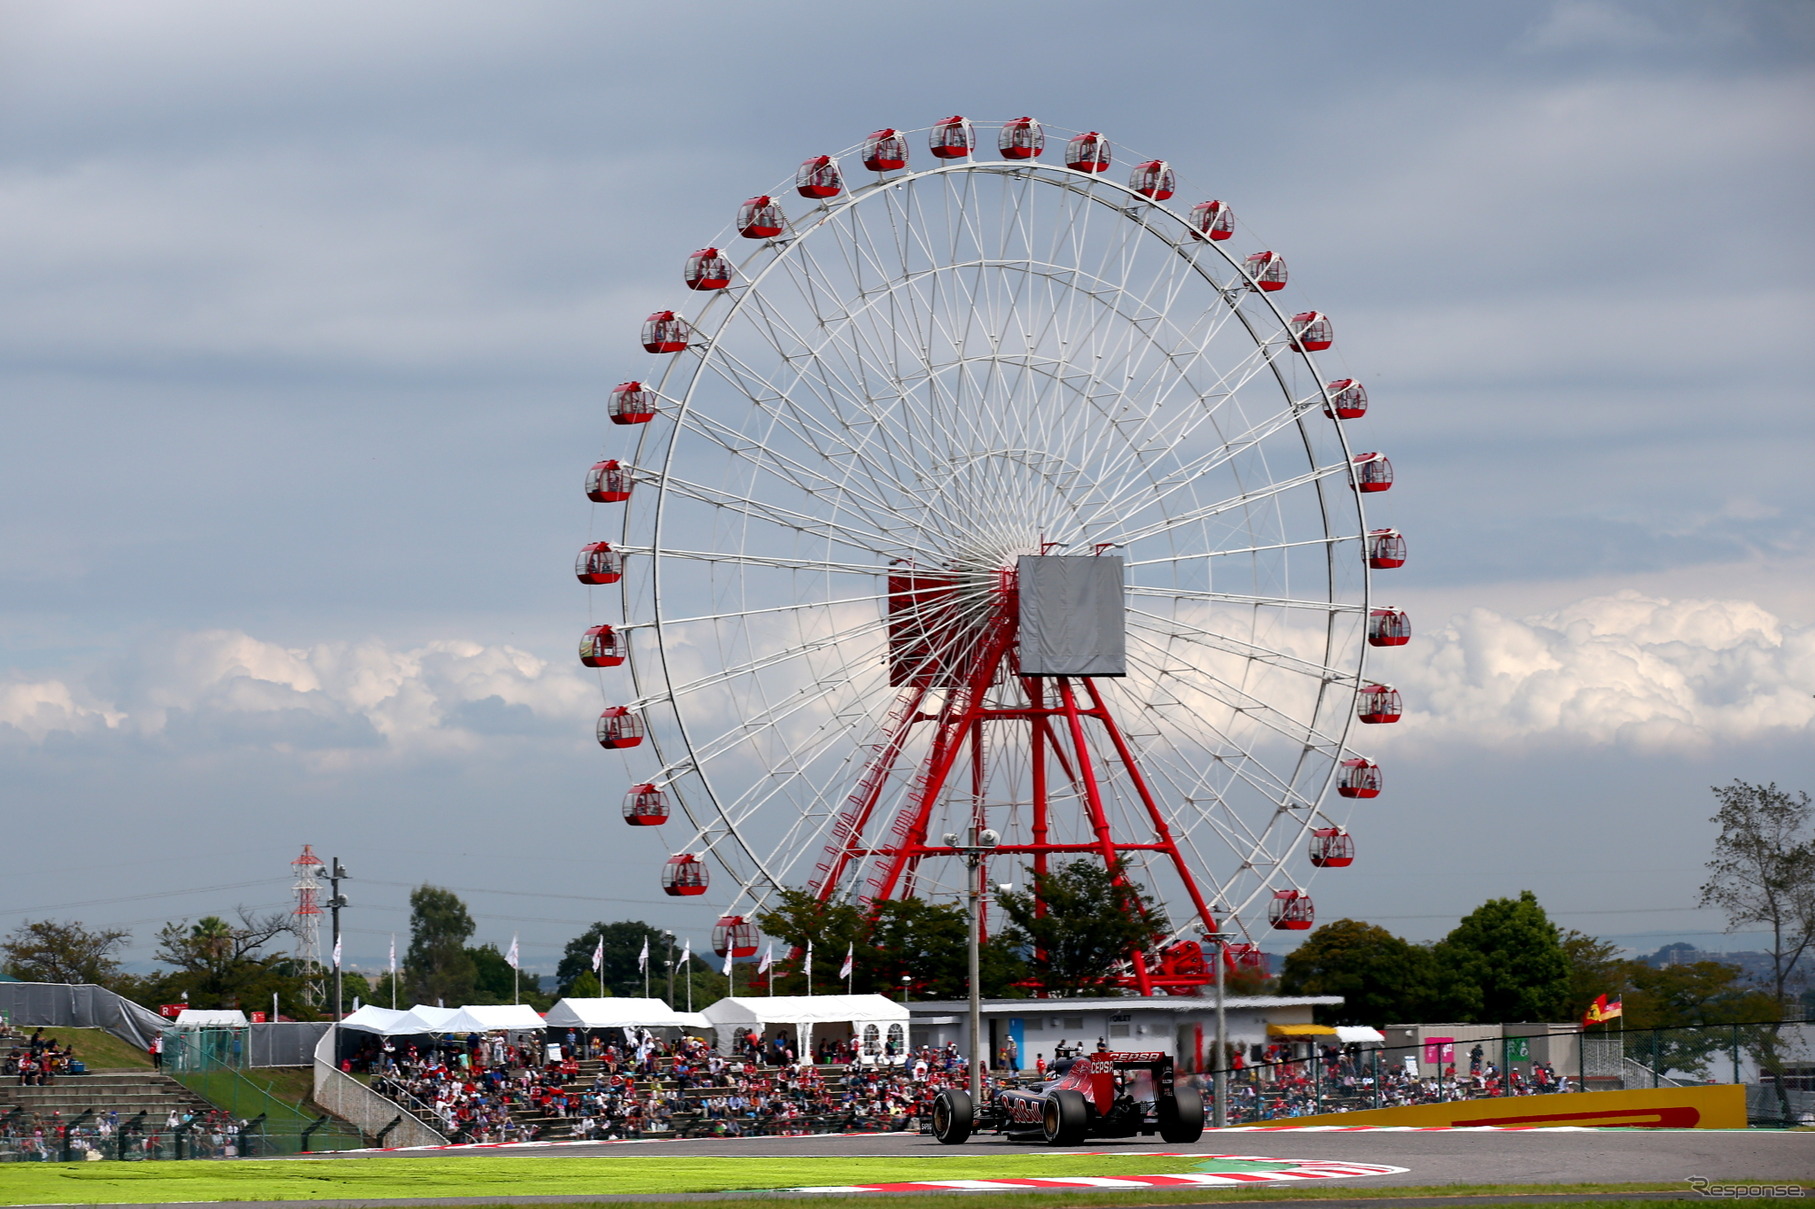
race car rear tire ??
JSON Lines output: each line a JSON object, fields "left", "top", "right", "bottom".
{"left": 931, "top": 1088, "right": 973, "bottom": 1145}
{"left": 1160, "top": 1085, "right": 1205, "bottom": 1143}
{"left": 1041, "top": 1088, "right": 1090, "bottom": 1146}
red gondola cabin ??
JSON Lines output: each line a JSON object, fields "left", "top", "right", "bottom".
{"left": 1366, "top": 528, "right": 1407, "bottom": 569}
{"left": 1129, "top": 159, "right": 1175, "bottom": 200}
{"left": 641, "top": 312, "right": 690, "bottom": 354}
{"left": 1268, "top": 889, "right": 1315, "bottom": 931}
{"left": 1225, "top": 941, "right": 1266, "bottom": 970}
{"left": 796, "top": 156, "right": 844, "bottom": 200}
{"left": 585, "top": 459, "right": 631, "bottom": 503}
{"left": 1357, "top": 683, "right": 1402, "bottom": 724}
{"left": 1243, "top": 251, "right": 1288, "bottom": 292}
{"left": 1352, "top": 452, "right": 1393, "bottom": 492}
{"left": 1323, "top": 378, "right": 1368, "bottom": 419}
{"left": 1065, "top": 131, "right": 1111, "bottom": 173}
{"left": 579, "top": 624, "right": 626, "bottom": 668}
{"left": 998, "top": 117, "right": 1044, "bottom": 159}
{"left": 575, "top": 542, "right": 623, "bottom": 585}
{"left": 1289, "top": 311, "right": 1333, "bottom": 352}
{"left": 1309, "top": 827, "right": 1355, "bottom": 868}
{"left": 738, "top": 196, "right": 786, "bottom": 239}
{"left": 929, "top": 115, "right": 974, "bottom": 159}
{"left": 862, "top": 129, "right": 909, "bottom": 172}
{"left": 1190, "top": 200, "right": 1235, "bottom": 241}
{"left": 1336, "top": 757, "right": 1382, "bottom": 798}
{"left": 661, "top": 853, "right": 708, "bottom": 896}
{"left": 684, "top": 248, "right": 732, "bottom": 291}
{"left": 712, "top": 915, "right": 759, "bottom": 958}
{"left": 1368, "top": 608, "right": 1411, "bottom": 647}
{"left": 596, "top": 706, "right": 644, "bottom": 748}
{"left": 610, "top": 381, "right": 658, "bottom": 424}
{"left": 623, "top": 783, "right": 669, "bottom": 826}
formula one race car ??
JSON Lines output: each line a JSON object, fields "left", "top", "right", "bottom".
{"left": 930, "top": 1051, "right": 1204, "bottom": 1146}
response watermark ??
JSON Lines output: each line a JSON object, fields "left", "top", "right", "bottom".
{"left": 1689, "top": 1178, "right": 1808, "bottom": 1199}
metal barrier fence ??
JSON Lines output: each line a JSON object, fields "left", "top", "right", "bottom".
{"left": 0, "top": 1118, "right": 355, "bottom": 1163}
{"left": 1203, "top": 1018, "right": 1811, "bottom": 1128}
{"left": 159, "top": 1031, "right": 365, "bottom": 1154}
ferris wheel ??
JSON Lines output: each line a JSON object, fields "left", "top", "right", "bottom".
{"left": 577, "top": 116, "right": 1408, "bottom": 992}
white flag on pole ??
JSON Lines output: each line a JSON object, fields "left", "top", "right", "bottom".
{"left": 638, "top": 937, "right": 649, "bottom": 973}
{"left": 722, "top": 947, "right": 733, "bottom": 977}
{"left": 388, "top": 934, "right": 396, "bottom": 974}
{"left": 506, "top": 934, "right": 520, "bottom": 970}
{"left": 839, "top": 943, "right": 854, "bottom": 981}
{"left": 680, "top": 937, "right": 691, "bottom": 967}
{"left": 331, "top": 935, "right": 342, "bottom": 969}
{"left": 592, "top": 936, "right": 605, "bottom": 976}
{"left": 757, "top": 943, "right": 773, "bottom": 974}
{"left": 805, "top": 940, "right": 813, "bottom": 977}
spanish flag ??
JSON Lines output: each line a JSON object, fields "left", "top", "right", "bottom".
{"left": 1583, "top": 993, "right": 1624, "bottom": 1026}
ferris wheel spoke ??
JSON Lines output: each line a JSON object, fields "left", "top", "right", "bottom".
{"left": 1125, "top": 608, "right": 1354, "bottom": 685}
{"left": 1111, "top": 461, "right": 1352, "bottom": 552}
{"left": 650, "top": 472, "right": 917, "bottom": 558}
{"left": 627, "top": 546, "right": 884, "bottom": 576}
{"left": 621, "top": 587, "right": 894, "bottom": 633}
{"left": 1126, "top": 584, "right": 1364, "bottom": 614}
{"left": 1122, "top": 629, "right": 1348, "bottom": 764}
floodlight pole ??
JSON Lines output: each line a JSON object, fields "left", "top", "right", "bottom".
{"left": 1212, "top": 931, "right": 1228, "bottom": 1128}
{"left": 945, "top": 826, "right": 999, "bottom": 1105}
{"left": 327, "top": 859, "right": 348, "bottom": 1065}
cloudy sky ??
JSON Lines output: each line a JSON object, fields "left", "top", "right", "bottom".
{"left": 2, "top": 0, "right": 1811, "bottom": 977}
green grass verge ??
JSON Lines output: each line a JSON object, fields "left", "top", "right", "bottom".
{"left": 17, "top": 1026, "right": 152, "bottom": 1071}
{"left": 0, "top": 1152, "right": 1292, "bottom": 1204}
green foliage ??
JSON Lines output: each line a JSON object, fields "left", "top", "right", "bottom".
{"left": 555, "top": 921, "right": 672, "bottom": 998}
{"left": 996, "top": 859, "right": 1167, "bottom": 997}
{"left": 1277, "top": 918, "right": 1436, "bottom": 1026}
{"left": 1, "top": 918, "right": 131, "bottom": 986}
{"left": 464, "top": 942, "right": 554, "bottom": 1009}
{"left": 1699, "top": 779, "right": 1815, "bottom": 1010}
{"left": 1625, "top": 959, "right": 1776, "bottom": 1029}
{"left": 404, "top": 885, "right": 476, "bottom": 1005}
{"left": 131, "top": 910, "right": 313, "bottom": 1017}
{"left": 1431, "top": 890, "right": 1573, "bottom": 1022}
{"left": 754, "top": 889, "right": 1023, "bottom": 999}
{"left": 1559, "top": 928, "right": 1625, "bottom": 1016}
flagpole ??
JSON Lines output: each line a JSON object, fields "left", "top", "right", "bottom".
{"left": 389, "top": 934, "right": 397, "bottom": 1010}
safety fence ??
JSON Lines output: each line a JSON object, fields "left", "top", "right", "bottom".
{"left": 1202, "top": 1018, "right": 1811, "bottom": 1128}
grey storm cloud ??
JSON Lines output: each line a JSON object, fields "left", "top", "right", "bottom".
{"left": 0, "top": 0, "right": 1810, "bottom": 965}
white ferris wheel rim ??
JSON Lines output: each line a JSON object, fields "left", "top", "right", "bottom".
{"left": 588, "top": 120, "right": 1380, "bottom": 942}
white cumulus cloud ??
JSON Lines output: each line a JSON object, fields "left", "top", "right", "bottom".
{"left": 0, "top": 629, "right": 595, "bottom": 757}
{"left": 1379, "top": 591, "right": 1815, "bottom": 749}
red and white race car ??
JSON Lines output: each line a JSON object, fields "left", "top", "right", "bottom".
{"left": 930, "top": 1051, "right": 1204, "bottom": 1146}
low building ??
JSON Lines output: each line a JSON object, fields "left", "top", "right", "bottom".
{"left": 1381, "top": 1022, "right": 1581, "bottom": 1081}
{"left": 907, "top": 995, "right": 1344, "bottom": 1073}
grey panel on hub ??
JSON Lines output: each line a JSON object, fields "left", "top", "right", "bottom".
{"left": 1015, "top": 555, "right": 1126, "bottom": 677}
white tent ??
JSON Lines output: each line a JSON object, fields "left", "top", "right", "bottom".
{"left": 171, "top": 1009, "right": 249, "bottom": 1029}
{"left": 1335, "top": 1025, "right": 1386, "bottom": 1045}
{"left": 451, "top": 1004, "right": 546, "bottom": 1032}
{"left": 701, "top": 995, "right": 907, "bottom": 1064}
{"left": 545, "top": 998, "right": 698, "bottom": 1031}
{"left": 338, "top": 1005, "right": 415, "bottom": 1034}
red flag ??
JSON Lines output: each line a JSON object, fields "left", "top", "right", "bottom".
{"left": 1582, "top": 993, "right": 1608, "bottom": 1026}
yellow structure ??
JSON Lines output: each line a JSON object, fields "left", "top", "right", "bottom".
{"left": 1248, "top": 1084, "right": 1745, "bottom": 1130}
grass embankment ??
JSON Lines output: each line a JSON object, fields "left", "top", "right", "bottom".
{"left": 0, "top": 1152, "right": 1753, "bottom": 1207}
{"left": 13, "top": 1027, "right": 152, "bottom": 1071}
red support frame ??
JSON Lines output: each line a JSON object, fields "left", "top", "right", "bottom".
{"left": 809, "top": 573, "right": 1223, "bottom": 994}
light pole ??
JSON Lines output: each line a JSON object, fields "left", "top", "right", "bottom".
{"left": 1205, "top": 925, "right": 1227, "bottom": 1129}
{"left": 327, "top": 859, "right": 348, "bottom": 1065}
{"left": 943, "top": 826, "right": 998, "bottom": 1105}
{"left": 900, "top": 974, "right": 911, "bottom": 1004}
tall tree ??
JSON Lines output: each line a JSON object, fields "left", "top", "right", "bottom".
{"left": 1, "top": 919, "right": 131, "bottom": 986}
{"left": 997, "top": 859, "right": 1168, "bottom": 997}
{"left": 753, "top": 891, "right": 1023, "bottom": 999}
{"left": 404, "top": 885, "right": 476, "bottom": 1005}
{"left": 1432, "top": 891, "right": 1573, "bottom": 1022}
{"left": 141, "top": 909, "right": 309, "bottom": 1014}
{"left": 1559, "top": 928, "right": 1625, "bottom": 1018}
{"left": 1698, "top": 780, "right": 1815, "bottom": 1014}
{"left": 556, "top": 921, "right": 678, "bottom": 999}
{"left": 1277, "top": 919, "right": 1436, "bottom": 1026}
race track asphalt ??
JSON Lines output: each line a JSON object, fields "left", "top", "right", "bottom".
{"left": 318, "top": 1124, "right": 1814, "bottom": 1186}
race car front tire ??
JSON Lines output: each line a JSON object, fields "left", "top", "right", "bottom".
{"left": 931, "top": 1088, "right": 973, "bottom": 1144}
{"left": 1159, "top": 1085, "right": 1205, "bottom": 1143}
{"left": 1041, "top": 1088, "right": 1090, "bottom": 1146}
